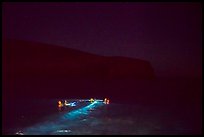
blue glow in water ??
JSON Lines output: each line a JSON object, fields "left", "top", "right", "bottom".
{"left": 67, "top": 102, "right": 76, "bottom": 107}
{"left": 62, "top": 101, "right": 103, "bottom": 120}
{"left": 22, "top": 100, "right": 104, "bottom": 135}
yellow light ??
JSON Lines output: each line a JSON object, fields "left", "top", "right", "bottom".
{"left": 58, "top": 101, "right": 61, "bottom": 104}
{"left": 90, "top": 98, "right": 94, "bottom": 103}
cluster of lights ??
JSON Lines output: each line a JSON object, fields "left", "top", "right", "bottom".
{"left": 89, "top": 98, "right": 110, "bottom": 104}
{"left": 22, "top": 98, "right": 108, "bottom": 134}
{"left": 58, "top": 100, "right": 77, "bottom": 109}
{"left": 58, "top": 98, "right": 110, "bottom": 110}
{"left": 103, "top": 98, "right": 110, "bottom": 104}
{"left": 15, "top": 130, "right": 24, "bottom": 135}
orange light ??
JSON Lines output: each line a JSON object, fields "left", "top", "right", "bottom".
{"left": 58, "top": 101, "right": 63, "bottom": 107}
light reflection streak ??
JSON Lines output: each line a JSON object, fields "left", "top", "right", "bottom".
{"left": 21, "top": 100, "right": 104, "bottom": 135}
{"left": 61, "top": 101, "right": 103, "bottom": 120}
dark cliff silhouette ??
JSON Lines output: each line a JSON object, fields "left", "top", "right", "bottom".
{"left": 3, "top": 39, "right": 156, "bottom": 100}
{"left": 3, "top": 39, "right": 155, "bottom": 79}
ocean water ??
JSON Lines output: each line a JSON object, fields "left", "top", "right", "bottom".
{"left": 3, "top": 98, "right": 201, "bottom": 135}
{"left": 2, "top": 78, "right": 202, "bottom": 135}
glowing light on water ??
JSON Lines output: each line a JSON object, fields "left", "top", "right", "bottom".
{"left": 15, "top": 131, "right": 24, "bottom": 135}
{"left": 62, "top": 101, "right": 103, "bottom": 120}
{"left": 89, "top": 98, "right": 94, "bottom": 103}
{"left": 56, "top": 129, "right": 71, "bottom": 133}
{"left": 64, "top": 102, "right": 76, "bottom": 107}
{"left": 58, "top": 101, "right": 63, "bottom": 107}
{"left": 103, "top": 98, "right": 110, "bottom": 104}
{"left": 22, "top": 99, "right": 104, "bottom": 135}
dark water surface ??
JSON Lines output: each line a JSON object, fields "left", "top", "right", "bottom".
{"left": 2, "top": 78, "right": 202, "bottom": 135}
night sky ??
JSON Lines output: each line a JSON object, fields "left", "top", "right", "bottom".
{"left": 2, "top": 2, "right": 202, "bottom": 77}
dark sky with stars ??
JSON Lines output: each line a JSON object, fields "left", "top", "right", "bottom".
{"left": 2, "top": 2, "right": 202, "bottom": 77}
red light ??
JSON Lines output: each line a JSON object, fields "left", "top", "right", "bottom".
{"left": 107, "top": 99, "right": 110, "bottom": 104}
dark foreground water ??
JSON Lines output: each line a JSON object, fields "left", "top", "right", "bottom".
{"left": 3, "top": 99, "right": 201, "bottom": 135}
{"left": 2, "top": 78, "right": 202, "bottom": 135}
